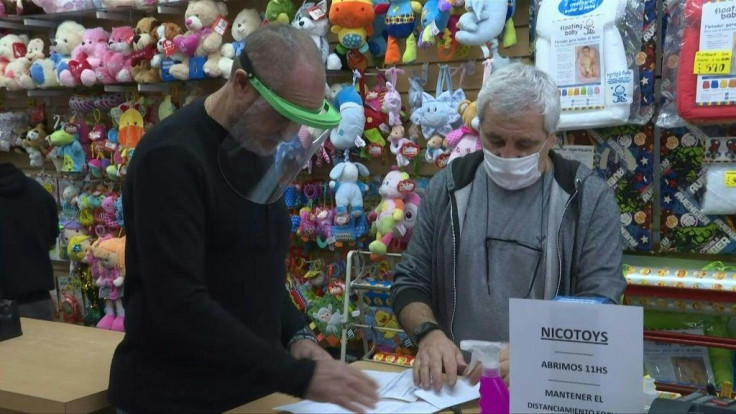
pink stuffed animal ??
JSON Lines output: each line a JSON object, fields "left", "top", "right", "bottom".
{"left": 60, "top": 27, "right": 110, "bottom": 87}
{"left": 382, "top": 81, "right": 403, "bottom": 127}
{"left": 105, "top": 26, "right": 134, "bottom": 83}
{"left": 444, "top": 125, "right": 480, "bottom": 163}
{"left": 388, "top": 125, "right": 419, "bottom": 168}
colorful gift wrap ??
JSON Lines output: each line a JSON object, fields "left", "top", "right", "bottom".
{"left": 625, "top": 266, "right": 736, "bottom": 293}
{"left": 564, "top": 123, "right": 655, "bottom": 251}
{"left": 372, "top": 351, "right": 415, "bottom": 367}
{"left": 363, "top": 306, "right": 411, "bottom": 354}
{"left": 660, "top": 126, "right": 736, "bottom": 254}
{"left": 624, "top": 295, "right": 736, "bottom": 316}
{"left": 639, "top": 0, "right": 657, "bottom": 116}
{"left": 360, "top": 280, "right": 392, "bottom": 308}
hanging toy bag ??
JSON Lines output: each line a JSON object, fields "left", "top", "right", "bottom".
{"left": 533, "top": 0, "right": 646, "bottom": 130}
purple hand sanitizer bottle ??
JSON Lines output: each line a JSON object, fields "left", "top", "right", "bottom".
{"left": 460, "top": 340, "right": 509, "bottom": 414}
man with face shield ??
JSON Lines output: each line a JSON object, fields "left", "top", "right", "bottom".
{"left": 108, "top": 24, "right": 378, "bottom": 413}
{"left": 390, "top": 63, "right": 626, "bottom": 392}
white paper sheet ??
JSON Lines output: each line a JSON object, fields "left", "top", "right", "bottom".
{"left": 413, "top": 378, "right": 480, "bottom": 410}
{"left": 273, "top": 399, "right": 435, "bottom": 414}
{"left": 273, "top": 369, "right": 480, "bottom": 414}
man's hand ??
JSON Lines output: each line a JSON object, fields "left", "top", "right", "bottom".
{"left": 414, "top": 330, "right": 467, "bottom": 391}
{"left": 289, "top": 339, "right": 333, "bottom": 361}
{"left": 305, "top": 359, "right": 379, "bottom": 414}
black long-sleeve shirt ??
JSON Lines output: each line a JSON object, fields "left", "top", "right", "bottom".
{"left": 0, "top": 163, "right": 58, "bottom": 301}
{"left": 108, "top": 99, "right": 315, "bottom": 413}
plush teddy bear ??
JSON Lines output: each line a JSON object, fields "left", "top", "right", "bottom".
{"left": 291, "top": 1, "right": 329, "bottom": 64}
{"left": 218, "top": 8, "right": 260, "bottom": 78}
{"left": 0, "top": 34, "right": 28, "bottom": 87}
{"left": 131, "top": 17, "right": 161, "bottom": 83}
{"left": 150, "top": 21, "right": 184, "bottom": 74}
{"left": 5, "top": 37, "right": 42, "bottom": 90}
{"left": 445, "top": 98, "right": 481, "bottom": 163}
{"left": 30, "top": 21, "right": 85, "bottom": 88}
{"left": 59, "top": 27, "right": 109, "bottom": 87}
{"left": 265, "top": 0, "right": 296, "bottom": 24}
{"left": 169, "top": 0, "right": 228, "bottom": 80}
{"left": 424, "top": 134, "right": 446, "bottom": 163}
{"left": 369, "top": 169, "right": 412, "bottom": 256}
{"left": 329, "top": 159, "right": 370, "bottom": 225}
{"left": 21, "top": 123, "right": 49, "bottom": 167}
{"left": 105, "top": 26, "right": 135, "bottom": 83}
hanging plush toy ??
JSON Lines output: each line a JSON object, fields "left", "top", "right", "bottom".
{"left": 388, "top": 125, "right": 419, "bottom": 167}
{"left": 329, "top": 159, "right": 370, "bottom": 225}
{"left": 445, "top": 99, "right": 481, "bottom": 163}
{"left": 369, "top": 169, "right": 415, "bottom": 257}
{"left": 455, "top": 0, "right": 516, "bottom": 58}
{"left": 327, "top": 0, "right": 375, "bottom": 71}
{"left": 90, "top": 236, "right": 126, "bottom": 332}
{"left": 329, "top": 82, "right": 366, "bottom": 151}
{"left": 419, "top": 0, "right": 450, "bottom": 47}
{"left": 376, "top": 0, "right": 422, "bottom": 65}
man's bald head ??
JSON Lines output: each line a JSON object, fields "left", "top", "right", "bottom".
{"left": 235, "top": 24, "right": 326, "bottom": 101}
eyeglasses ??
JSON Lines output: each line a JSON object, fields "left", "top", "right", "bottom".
{"left": 484, "top": 237, "right": 543, "bottom": 299}
{"left": 238, "top": 50, "right": 341, "bottom": 130}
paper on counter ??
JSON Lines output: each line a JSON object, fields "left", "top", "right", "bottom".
{"left": 273, "top": 399, "right": 436, "bottom": 414}
{"left": 413, "top": 377, "right": 480, "bottom": 410}
{"left": 375, "top": 369, "right": 418, "bottom": 402}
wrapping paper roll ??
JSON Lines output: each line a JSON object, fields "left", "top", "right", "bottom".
{"left": 626, "top": 265, "right": 736, "bottom": 293}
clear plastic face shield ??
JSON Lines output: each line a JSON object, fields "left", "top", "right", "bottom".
{"left": 217, "top": 52, "right": 341, "bottom": 205}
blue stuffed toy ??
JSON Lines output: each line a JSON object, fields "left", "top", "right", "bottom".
{"left": 329, "top": 84, "right": 366, "bottom": 151}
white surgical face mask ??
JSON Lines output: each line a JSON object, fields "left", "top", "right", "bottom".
{"left": 483, "top": 141, "right": 547, "bottom": 190}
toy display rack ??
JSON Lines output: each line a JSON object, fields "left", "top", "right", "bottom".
{"left": 340, "top": 250, "right": 404, "bottom": 362}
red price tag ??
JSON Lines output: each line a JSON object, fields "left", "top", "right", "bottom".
{"left": 212, "top": 16, "right": 229, "bottom": 36}
{"left": 64, "top": 123, "right": 79, "bottom": 135}
{"left": 12, "top": 42, "right": 26, "bottom": 59}
{"left": 162, "top": 39, "right": 176, "bottom": 57}
{"left": 367, "top": 143, "right": 383, "bottom": 157}
{"left": 435, "top": 153, "right": 449, "bottom": 169}
{"left": 307, "top": 5, "right": 326, "bottom": 20}
{"left": 400, "top": 142, "right": 420, "bottom": 159}
{"left": 397, "top": 179, "right": 416, "bottom": 194}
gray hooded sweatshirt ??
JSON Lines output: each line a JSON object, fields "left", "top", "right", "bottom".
{"left": 390, "top": 151, "right": 627, "bottom": 344}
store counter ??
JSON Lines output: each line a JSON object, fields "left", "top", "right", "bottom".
{"left": 230, "top": 360, "right": 480, "bottom": 413}
{"left": 0, "top": 317, "right": 123, "bottom": 413}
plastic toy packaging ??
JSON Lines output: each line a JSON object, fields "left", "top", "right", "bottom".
{"left": 699, "top": 137, "right": 736, "bottom": 215}
{"left": 533, "top": 0, "right": 646, "bottom": 130}
{"left": 659, "top": 0, "right": 736, "bottom": 127}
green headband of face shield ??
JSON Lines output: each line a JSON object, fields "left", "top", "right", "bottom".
{"left": 239, "top": 50, "right": 340, "bottom": 130}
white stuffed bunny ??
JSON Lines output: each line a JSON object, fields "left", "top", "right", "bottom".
{"left": 329, "top": 160, "right": 369, "bottom": 225}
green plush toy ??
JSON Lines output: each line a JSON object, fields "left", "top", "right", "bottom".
{"left": 265, "top": 0, "right": 297, "bottom": 24}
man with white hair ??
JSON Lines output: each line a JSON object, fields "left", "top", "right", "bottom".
{"left": 390, "top": 63, "right": 626, "bottom": 391}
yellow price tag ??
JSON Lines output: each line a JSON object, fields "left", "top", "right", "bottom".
{"left": 725, "top": 171, "right": 736, "bottom": 187}
{"left": 694, "top": 50, "right": 733, "bottom": 75}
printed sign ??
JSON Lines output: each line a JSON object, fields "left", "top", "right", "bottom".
{"left": 606, "top": 70, "right": 634, "bottom": 105}
{"left": 509, "top": 299, "right": 643, "bottom": 413}
{"left": 558, "top": 0, "right": 603, "bottom": 16}
{"left": 551, "top": 15, "right": 605, "bottom": 111}
{"left": 554, "top": 144, "right": 595, "bottom": 169}
{"left": 696, "top": 1, "right": 736, "bottom": 105}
